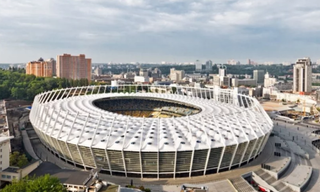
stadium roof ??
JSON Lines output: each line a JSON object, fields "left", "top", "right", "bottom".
{"left": 33, "top": 92, "right": 272, "bottom": 152}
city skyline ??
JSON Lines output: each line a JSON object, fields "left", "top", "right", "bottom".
{"left": 1, "top": 0, "right": 320, "bottom": 63}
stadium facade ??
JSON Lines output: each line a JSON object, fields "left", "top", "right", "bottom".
{"left": 29, "top": 85, "right": 273, "bottom": 178}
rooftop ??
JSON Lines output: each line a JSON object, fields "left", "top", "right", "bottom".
{"left": 29, "top": 162, "right": 94, "bottom": 186}
{"left": 3, "top": 167, "right": 20, "bottom": 173}
{"left": 283, "top": 165, "right": 313, "bottom": 187}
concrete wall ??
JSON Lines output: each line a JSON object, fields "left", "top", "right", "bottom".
{"left": 252, "top": 171, "right": 278, "bottom": 192}
{"left": 0, "top": 160, "right": 41, "bottom": 182}
{"left": 21, "top": 160, "right": 41, "bottom": 178}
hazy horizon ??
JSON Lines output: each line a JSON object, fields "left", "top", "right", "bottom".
{"left": 1, "top": 0, "right": 320, "bottom": 63}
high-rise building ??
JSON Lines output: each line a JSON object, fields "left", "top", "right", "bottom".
{"left": 170, "top": 68, "right": 185, "bottom": 82}
{"left": 57, "top": 54, "right": 92, "bottom": 82}
{"left": 205, "top": 60, "right": 213, "bottom": 71}
{"left": 195, "top": 60, "right": 202, "bottom": 71}
{"left": 47, "top": 58, "right": 56, "bottom": 76}
{"left": 219, "top": 65, "right": 227, "bottom": 77}
{"left": 293, "top": 57, "right": 312, "bottom": 93}
{"left": 26, "top": 57, "right": 53, "bottom": 77}
{"left": 253, "top": 70, "right": 265, "bottom": 84}
{"left": 218, "top": 65, "right": 227, "bottom": 86}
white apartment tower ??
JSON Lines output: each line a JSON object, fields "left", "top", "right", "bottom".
{"left": 293, "top": 57, "right": 312, "bottom": 93}
{"left": 218, "top": 65, "right": 227, "bottom": 85}
{"left": 0, "top": 135, "right": 13, "bottom": 172}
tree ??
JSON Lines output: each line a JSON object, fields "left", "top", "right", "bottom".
{"left": 10, "top": 151, "right": 28, "bottom": 167}
{"left": 17, "top": 154, "right": 29, "bottom": 167}
{"left": 2, "top": 174, "right": 66, "bottom": 192}
{"left": 26, "top": 174, "right": 66, "bottom": 192}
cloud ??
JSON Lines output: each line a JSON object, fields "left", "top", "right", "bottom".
{"left": 0, "top": 0, "right": 320, "bottom": 63}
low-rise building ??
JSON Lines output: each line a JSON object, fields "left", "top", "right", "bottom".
{"left": 264, "top": 72, "right": 277, "bottom": 88}
{"left": 232, "top": 78, "right": 257, "bottom": 87}
{"left": 29, "top": 162, "right": 104, "bottom": 192}
{"left": 134, "top": 76, "right": 149, "bottom": 83}
{"left": 263, "top": 87, "right": 316, "bottom": 104}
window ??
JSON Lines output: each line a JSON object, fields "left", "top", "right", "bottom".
{"left": 1, "top": 175, "right": 5, "bottom": 179}
{"left": 6, "top": 175, "right": 11, "bottom": 179}
{"left": 96, "top": 156, "right": 104, "bottom": 162}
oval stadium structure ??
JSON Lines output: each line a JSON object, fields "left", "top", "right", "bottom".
{"left": 29, "top": 85, "right": 273, "bottom": 178}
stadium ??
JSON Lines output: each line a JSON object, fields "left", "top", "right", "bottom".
{"left": 29, "top": 85, "right": 273, "bottom": 178}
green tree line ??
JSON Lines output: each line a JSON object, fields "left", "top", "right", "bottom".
{"left": 0, "top": 69, "right": 91, "bottom": 100}
{"left": 1, "top": 174, "right": 66, "bottom": 192}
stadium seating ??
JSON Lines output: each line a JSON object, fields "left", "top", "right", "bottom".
{"left": 94, "top": 98, "right": 200, "bottom": 118}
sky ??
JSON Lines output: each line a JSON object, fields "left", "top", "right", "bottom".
{"left": 1, "top": 0, "right": 320, "bottom": 64}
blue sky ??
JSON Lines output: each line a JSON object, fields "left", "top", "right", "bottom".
{"left": 1, "top": 0, "right": 320, "bottom": 63}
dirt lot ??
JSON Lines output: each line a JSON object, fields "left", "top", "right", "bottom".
{"left": 260, "top": 101, "right": 291, "bottom": 112}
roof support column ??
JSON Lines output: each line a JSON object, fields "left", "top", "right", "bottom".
{"left": 105, "top": 149, "right": 112, "bottom": 175}
{"left": 217, "top": 146, "right": 226, "bottom": 173}
{"left": 174, "top": 149, "right": 177, "bottom": 179}
{"left": 139, "top": 150, "right": 143, "bottom": 178}
{"left": 239, "top": 141, "right": 250, "bottom": 167}
{"left": 203, "top": 147, "right": 211, "bottom": 176}
{"left": 65, "top": 112, "right": 79, "bottom": 166}
{"left": 229, "top": 144, "right": 238, "bottom": 170}
{"left": 105, "top": 117, "right": 116, "bottom": 175}
{"left": 56, "top": 111, "right": 69, "bottom": 162}
{"left": 75, "top": 114, "right": 90, "bottom": 170}
{"left": 247, "top": 139, "right": 258, "bottom": 163}
{"left": 66, "top": 88, "right": 72, "bottom": 98}
{"left": 121, "top": 150, "right": 127, "bottom": 177}
{"left": 121, "top": 118, "right": 129, "bottom": 177}
{"left": 189, "top": 148, "right": 195, "bottom": 177}
{"left": 89, "top": 115, "right": 102, "bottom": 169}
